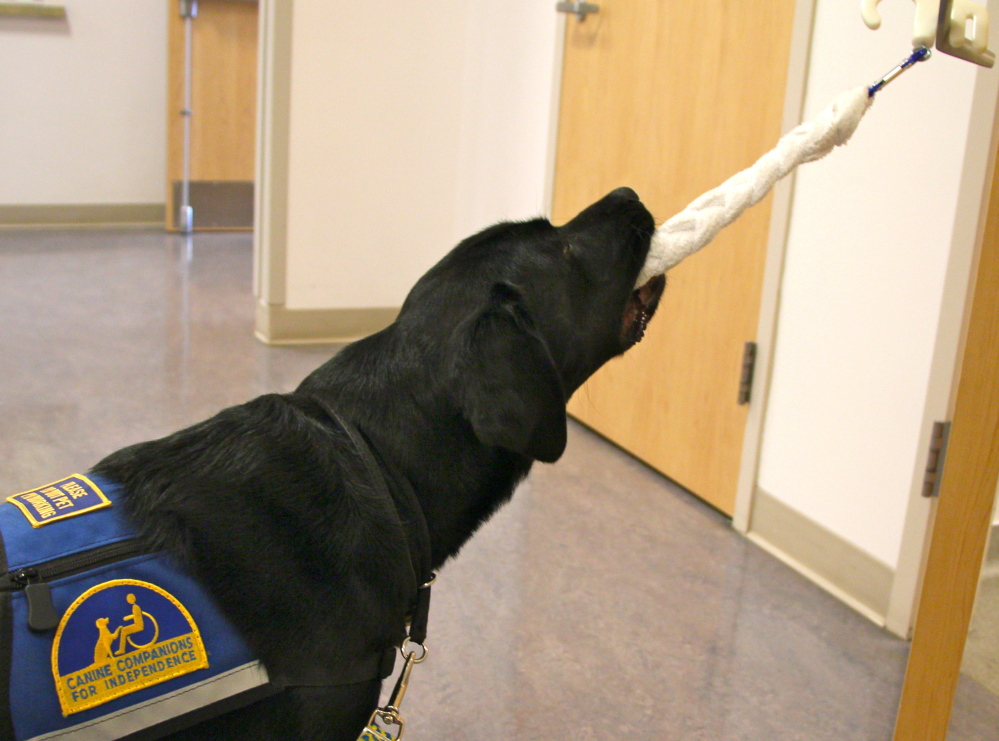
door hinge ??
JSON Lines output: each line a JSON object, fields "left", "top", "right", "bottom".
{"left": 737, "top": 341, "right": 757, "bottom": 405}
{"left": 921, "top": 421, "right": 951, "bottom": 498}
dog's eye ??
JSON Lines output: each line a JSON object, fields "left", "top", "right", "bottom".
{"left": 562, "top": 243, "right": 573, "bottom": 259}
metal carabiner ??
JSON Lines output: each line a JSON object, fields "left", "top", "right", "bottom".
{"left": 359, "top": 640, "right": 429, "bottom": 741}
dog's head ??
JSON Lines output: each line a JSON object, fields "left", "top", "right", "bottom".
{"left": 399, "top": 187, "right": 665, "bottom": 464}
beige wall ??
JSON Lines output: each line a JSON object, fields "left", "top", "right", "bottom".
{"left": 257, "top": 0, "right": 559, "bottom": 313}
{"left": 0, "top": 3, "right": 166, "bottom": 206}
{"left": 757, "top": 0, "right": 995, "bottom": 582}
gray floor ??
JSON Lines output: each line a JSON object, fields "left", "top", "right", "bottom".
{"left": 1, "top": 229, "right": 996, "bottom": 740}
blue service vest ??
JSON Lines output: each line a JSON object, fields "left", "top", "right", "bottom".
{"left": 0, "top": 474, "right": 271, "bottom": 741}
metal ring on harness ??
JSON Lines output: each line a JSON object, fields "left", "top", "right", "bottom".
{"left": 400, "top": 639, "right": 428, "bottom": 663}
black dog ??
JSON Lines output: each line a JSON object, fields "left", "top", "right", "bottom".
{"left": 92, "top": 187, "right": 665, "bottom": 740}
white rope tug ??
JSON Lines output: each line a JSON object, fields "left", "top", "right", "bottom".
{"left": 636, "top": 47, "right": 932, "bottom": 287}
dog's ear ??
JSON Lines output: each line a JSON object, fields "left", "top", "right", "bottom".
{"left": 462, "top": 284, "right": 567, "bottom": 463}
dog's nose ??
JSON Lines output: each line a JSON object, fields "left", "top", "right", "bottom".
{"left": 611, "top": 187, "right": 640, "bottom": 202}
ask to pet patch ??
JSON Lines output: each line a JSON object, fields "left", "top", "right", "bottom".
{"left": 51, "top": 579, "right": 209, "bottom": 716}
{"left": 6, "top": 474, "right": 111, "bottom": 528}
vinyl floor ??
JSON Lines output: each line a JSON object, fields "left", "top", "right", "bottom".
{"left": 1, "top": 228, "right": 996, "bottom": 740}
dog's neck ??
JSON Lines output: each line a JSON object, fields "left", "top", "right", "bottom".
{"left": 298, "top": 328, "right": 535, "bottom": 568}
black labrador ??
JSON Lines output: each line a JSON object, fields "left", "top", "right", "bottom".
{"left": 93, "top": 186, "right": 665, "bottom": 740}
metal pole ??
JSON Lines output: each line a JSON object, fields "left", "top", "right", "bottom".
{"left": 179, "top": 0, "right": 198, "bottom": 234}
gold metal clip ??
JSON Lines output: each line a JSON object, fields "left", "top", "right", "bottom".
{"left": 358, "top": 639, "right": 428, "bottom": 741}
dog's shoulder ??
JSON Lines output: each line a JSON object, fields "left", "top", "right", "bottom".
{"left": 91, "top": 392, "right": 415, "bottom": 673}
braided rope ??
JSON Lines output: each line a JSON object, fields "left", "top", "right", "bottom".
{"left": 636, "top": 85, "right": 874, "bottom": 286}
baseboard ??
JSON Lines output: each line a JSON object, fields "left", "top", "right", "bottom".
{"left": 0, "top": 2, "right": 66, "bottom": 18}
{"left": 255, "top": 302, "right": 398, "bottom": 344}
{"left": 0, "top": 203, "right": 165, "bottom": 227}
{"left": 748, "top": 487, "right": 894, "bottom": 625}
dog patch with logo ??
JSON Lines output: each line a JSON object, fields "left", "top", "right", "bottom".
{"left": 1, "top": 474, "right": 270, "bottom": 741}
{"left": 51, "top": 579, "right": 209, "bottom": 716}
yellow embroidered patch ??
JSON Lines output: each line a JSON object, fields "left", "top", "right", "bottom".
{"left": 6, "top": 474, "right": 111, "bottom": 528}
{"left": 51, "top": 579, "right": 209, "bottom": 716}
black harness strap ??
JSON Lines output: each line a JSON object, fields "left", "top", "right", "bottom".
{"left": 360, "top": 434, "right": 433, "bottom": 592}
{"left": 303, "top": 398, "right": 435, "bottom": 671}
{"left": 350, "top": 426, "right": 434, "bottom": 645}
{"left": 333, "top": 411, "right": 428, "bottom": 584}
{"left": 271, "top": 648, "right": 398, "bottom": 690}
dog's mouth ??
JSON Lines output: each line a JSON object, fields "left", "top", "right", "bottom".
{"left": 621, "top": 274, "right": 666, "bottom": 347}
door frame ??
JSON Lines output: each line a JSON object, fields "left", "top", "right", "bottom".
{"left": 893, "top": 74, "right": 999, "bottom": 739}
{"left": 542, "top": 13, "right": 567, "bottom": 221}
{"left": 730, "top": 0, "right": 817, "bottom": 535}
{"left": 884, "top": 46, "right": 999, "bottom": 637}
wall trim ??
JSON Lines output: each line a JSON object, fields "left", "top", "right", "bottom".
{"left": 542, "top": 13, "right": 566, "bottom": 221}
{"left": 0, "top": 204, "right": 165, "bottom": 227}
{"left": 749, "top": 486, "right": 894, "bottom": 626}
{"left": 732, "top": 0, "right": 817, "bottom": 534}
{"left": 255, "top": 302, "right": 397, "bottom": 344}
{"left": 0, "top": 2, "right": 66, "bottom": 18}
{"left": 253, "top": 0, "right": 294, "bottom": 305}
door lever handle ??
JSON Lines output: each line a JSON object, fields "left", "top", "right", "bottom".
{"left": 556, "top": 1, "right": 599, "bottom": 21}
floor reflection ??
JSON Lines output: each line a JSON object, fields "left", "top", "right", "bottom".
{"left": 0, "top": 228, "right": 333, "bottom": 492}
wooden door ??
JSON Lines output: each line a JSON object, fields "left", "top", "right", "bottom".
{"left": 554, "top": 0, "right": 797, "bottom": 514}
{"left": 166, "top": 0, "right": 257, "bottom": 231}
{"left": 893, "top": 108, "right": 999, "bottom": 741}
